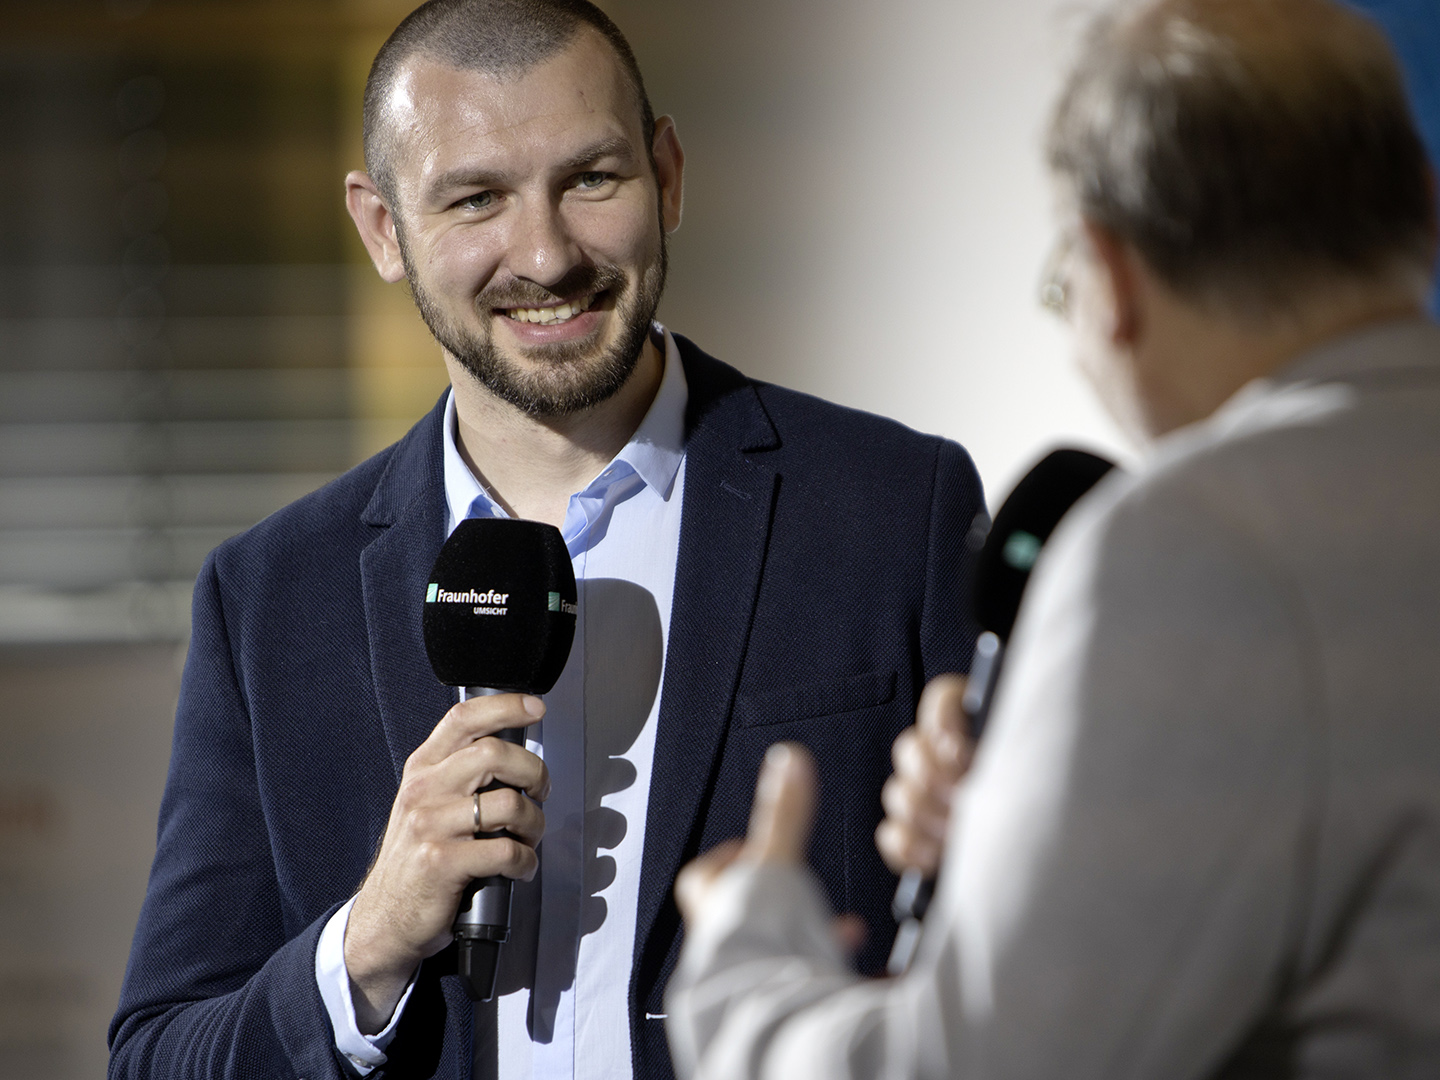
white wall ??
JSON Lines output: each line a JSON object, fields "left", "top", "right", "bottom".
{"left": 620, "top": 0, "right": 1130, "bottom": 501}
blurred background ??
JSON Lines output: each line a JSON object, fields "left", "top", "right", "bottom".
{"left": 0, "top": 0, "right": 1435, "bottom": 1075}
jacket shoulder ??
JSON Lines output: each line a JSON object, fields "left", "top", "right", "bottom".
{"left": 212, "top": 445, "right": 393, "bottom": 574}
{"left": 674, "top": 333, "right": 977, "bottom": 480}
{"left": 756, "top": 379, "right": 947, "bottom": 451}
{"left": 752, "top": 380, "right": 983, "bottom": 508}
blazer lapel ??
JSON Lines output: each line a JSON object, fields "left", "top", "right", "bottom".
{"left": 632, "top": 339, "right": 780, "bottom": 985}
{"left": 359, "top": 397, "right": 457, "bottom": 783}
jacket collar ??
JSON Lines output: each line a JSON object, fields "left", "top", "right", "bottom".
{"left": 357, "top": 395, "right": 455, "bottom": 781}
{"left": 631, "top": 335, "right": 781, "bottom": 1001}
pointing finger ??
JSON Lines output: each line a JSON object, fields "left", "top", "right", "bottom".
{"left": 744, "top": 742, "right": 817, "bottom": 864}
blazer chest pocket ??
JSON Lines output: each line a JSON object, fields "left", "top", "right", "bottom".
{"left": 732, "top": 669, "right": 897, "bottom": 728}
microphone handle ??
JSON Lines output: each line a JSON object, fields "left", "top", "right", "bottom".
{"left": 885, "top": 632, "right": 1005, "bottom": 976}
{"left": 453, "top": 686, "right": 527, "bottom": 1002}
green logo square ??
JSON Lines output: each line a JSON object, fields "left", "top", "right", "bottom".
{"left": 547, "top": 591, "right": 560, "bottom": 612}
{"left": 426, "top": 583, "right": 439, "bottom": 603}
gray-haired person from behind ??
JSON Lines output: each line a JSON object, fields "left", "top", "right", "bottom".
{"left": 666, "top": 0, "right": 1440, "bottom": 1077}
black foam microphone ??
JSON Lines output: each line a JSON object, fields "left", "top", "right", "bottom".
{"left": 887, "top": 448, "right": 1116, "bottom": 975}
{"left": 421, "top": 517, "right": 578, "bottom": 1002}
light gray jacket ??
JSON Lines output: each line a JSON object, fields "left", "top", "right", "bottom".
{"left": 666, "top": 318, "right": 1440, "bottom": 1080}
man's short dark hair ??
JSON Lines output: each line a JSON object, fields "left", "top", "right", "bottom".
{"left": 363, "top": 0, "right": 656, "bottom": 207}
{"left": 1048, "top": 0, "right": 1436, "bottom": 313}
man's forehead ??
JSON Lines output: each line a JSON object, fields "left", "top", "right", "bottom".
{"left": 385, "top": 32, "right": 637, "bottom": 156}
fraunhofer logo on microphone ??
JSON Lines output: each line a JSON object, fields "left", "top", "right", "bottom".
{"left": 425, "top": 583, "right": 510, "bottom": 615}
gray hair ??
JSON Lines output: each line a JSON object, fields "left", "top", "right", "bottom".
{"left": 1048, "top": 0, "right": 1435, "bottom": 313}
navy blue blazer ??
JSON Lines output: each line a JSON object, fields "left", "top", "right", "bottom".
{"left": 110, "top": 339, "right": 983, "bottom": 1080}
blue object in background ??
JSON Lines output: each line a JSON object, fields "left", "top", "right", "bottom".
{"left": 1345, "top": 0, "right": 1440, "bottom": 314}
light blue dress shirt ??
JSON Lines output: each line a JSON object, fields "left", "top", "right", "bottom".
{"left": 317, "top": 327, "right": 690, "bottom": 1078}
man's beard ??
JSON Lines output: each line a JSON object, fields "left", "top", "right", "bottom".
{"left": 402, "top": 234, "right": 668, "bottom": 418}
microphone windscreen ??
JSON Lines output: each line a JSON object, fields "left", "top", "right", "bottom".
{"left": 423, "top": 518, "right": 578, "bottom": 694}
{"left": 973, "top": 448, "right": 1116, "bottom": 641}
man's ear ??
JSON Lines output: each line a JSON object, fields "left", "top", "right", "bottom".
{"left": 346, "top": 171, "right": 408, "bottom": 283}
{"left": 652, "top": 116, "right": 685, "bottom": 233}
{"left": 1081, "top": 219, "right": 1142, "bottom": 347}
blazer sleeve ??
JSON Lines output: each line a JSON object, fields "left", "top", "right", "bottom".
{"left": 920, "top": 438, "right": 987, "bottom": 683}
{"left": 108, "top": 553, "right": 351, "bottom": 1080}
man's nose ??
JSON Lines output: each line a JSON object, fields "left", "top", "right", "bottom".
{"left": 505, "top": 196, "right": 580, "bottom": 288}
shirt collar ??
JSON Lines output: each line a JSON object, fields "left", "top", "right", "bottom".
{"left": 441, "top": 324, "right": 689, "bottom": 534}
{"left": 1267, "top": 314, "right": 1440, "bottom": 388}
{"left": 613, "top": 325, "right": 688, "bottom": 498}
{"left": 1200, "top": 315, "right": 1440, "bottom": 437}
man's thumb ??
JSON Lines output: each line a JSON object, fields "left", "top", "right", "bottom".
{"left": 745, "top": 742, "right": 817, "bottom": 863}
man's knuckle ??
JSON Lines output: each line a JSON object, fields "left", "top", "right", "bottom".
{"left": 880, "top": 783, "right": 904, "bottom": 817}
{"left": 415, "top": 840, "right": 445, "bottom": 872}
{"left": 419, "top": 803, "right": 452, "bottom": 836}
{"left": 476, "top": 738, "right": 503, "bottom": 768}
{"left": 895, "top": 776, "right": 923, "bottom": 809}
{"left": 497, "top": 787, "right": 525, "bottom": 816}
{"left": 408, "top": 767, "right": 442, "bottom": 798}
{"left": 504, "top": 838, "right": 531, "bottom": 867}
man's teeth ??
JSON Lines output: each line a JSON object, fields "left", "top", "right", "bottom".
{"left": 505, "top": 294, "right": 596, "bottom": 325}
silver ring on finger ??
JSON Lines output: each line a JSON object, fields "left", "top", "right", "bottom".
{"left": 473, "top": 790, "right": 482, "bottom": 838}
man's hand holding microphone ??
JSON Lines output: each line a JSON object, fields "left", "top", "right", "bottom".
{"left": 345, "top": 692, "right": 549, "bottom": 1034}
{"left": 345, "top": 516, "right": 580, "bottom": 1030}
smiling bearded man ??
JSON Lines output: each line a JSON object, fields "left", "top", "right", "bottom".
{"left": 108, "top": 2, "right": 986, "bottom": 1080}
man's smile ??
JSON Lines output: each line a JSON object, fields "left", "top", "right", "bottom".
{"left": 500, "top": 291, "right": 600, "bottom": 326}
